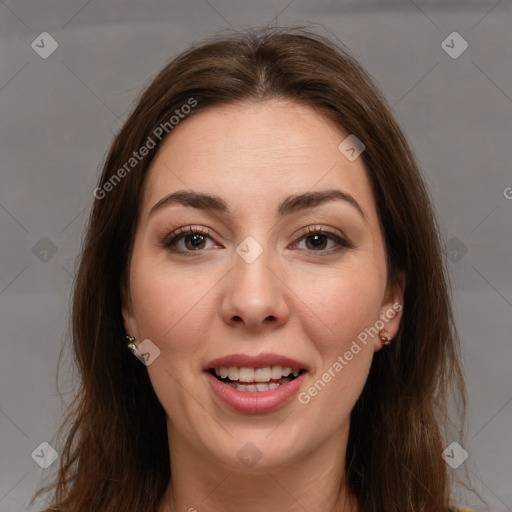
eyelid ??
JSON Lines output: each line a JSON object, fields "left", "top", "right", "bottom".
{"left": 161, "top": 225, "right": 215, "bottom": 248}
{"left": 290, "top": 225, "right": 352, "bottom": 252}
{"left": 161, "top": 224, "right": 352, "bottom": 256}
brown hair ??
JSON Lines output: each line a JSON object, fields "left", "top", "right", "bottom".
{"left": 33, "top": 27, "right": 468, "bottom": 512}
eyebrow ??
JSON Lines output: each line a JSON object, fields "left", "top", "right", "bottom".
{"left": 149, "top": 189, "right": 366, "bottom": 221}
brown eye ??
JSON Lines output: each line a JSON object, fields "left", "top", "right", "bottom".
{"left": 183, "top": 233, "right": 207, "bottom": 250}
{"left": 163, "top": 227, "right": 217, "bottom": 256}
{"left": 294, "top": 227, "right": 351, "bottom": 254}
{"left": 304, "top": 233, "right": 329, "bottom": 250}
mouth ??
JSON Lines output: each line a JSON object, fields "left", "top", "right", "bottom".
{"left": 208, "top": 366, "right": 308, "bottom": 393}
{"left": 204, "top": 353, "right": 310, "bottom": 413}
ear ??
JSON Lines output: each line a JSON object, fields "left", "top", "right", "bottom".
{"left": 374, "top": 271, "right": 405, "bottom": 352}
{"left": 121, "top": 280, "right": 138, "bottom": 340}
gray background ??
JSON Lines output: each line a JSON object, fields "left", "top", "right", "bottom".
{"left": 0, "top": 1, "right": 511, "bottom": 511}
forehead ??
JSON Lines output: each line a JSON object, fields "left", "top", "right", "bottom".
{"left": 140, "top": 100, "right": 377, "bottom": 222}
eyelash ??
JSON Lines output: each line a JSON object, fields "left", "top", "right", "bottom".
{"left": 161, "top": 225, "right": 352, "bottom": 258}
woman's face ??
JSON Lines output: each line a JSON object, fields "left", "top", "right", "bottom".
{"left": 123, "top": 99, "right": 403, "bottom": 473}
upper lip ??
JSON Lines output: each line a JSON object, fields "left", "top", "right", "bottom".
{"left": 205, "top": 353, "right": 309, "bottom": 372}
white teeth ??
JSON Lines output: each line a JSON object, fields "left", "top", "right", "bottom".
{"left": 225, "top": 380, "right": 291, "bottom": 392}
{"left": 238, "top": 367, "right": 255, "bottom": 382}
{"left": 254, "top": 367, "right": 271, "bottom": 382}
{"left": 228, "top": 366, "right": 239, "bottom": 380}
{"left": 271, "top": 365, "right": 283, "bottom": 379}
{"left": 213, "top": 365, "right": 303, "bottom": 383}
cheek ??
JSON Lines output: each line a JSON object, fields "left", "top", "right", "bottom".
{"left": 298, "top": 342, "right": 373, "bottom": 440}
{"left": 292, "top": 264, "right": 382, "bottom": 417}
{"left": 297, "top": 263, "right": 384, "bottom": 351}
{"left": 128, "top": 258, "right": 216, "bottom": 356}
{"left": 128, "top": 261, "right": 218, "bottom": 420}
{"left": 295, "top": 273, "right": 377, "bottom": 430}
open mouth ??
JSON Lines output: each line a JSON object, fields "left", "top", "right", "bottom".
{"left": 208, "top": 366, "right": 307, "bottom": 393}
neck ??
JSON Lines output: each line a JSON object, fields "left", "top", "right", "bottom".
{"left": 158, "top": 420, "right": 359, "bottom": 512}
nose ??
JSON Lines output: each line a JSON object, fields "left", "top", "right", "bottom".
{"left": 220, "top": 246, "right": 290, "bottom": 332}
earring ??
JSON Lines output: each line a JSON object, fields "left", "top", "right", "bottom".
{"left": 379, "top": 331, "right": 393, "bottom": 346}
{"left": 125, "top": 335, "right": 138, "bottom": 352}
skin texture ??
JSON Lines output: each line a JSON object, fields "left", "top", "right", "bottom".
{"left": 122, "top": 100, "right": 404, "bottom": 512}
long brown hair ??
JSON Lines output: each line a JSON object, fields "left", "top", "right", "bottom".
{"left": 32, "top": 27, "right": 468, "bottom": 512}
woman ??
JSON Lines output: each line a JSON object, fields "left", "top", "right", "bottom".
{"left": 33, "top": 27, "right": 473, "bottom": 511}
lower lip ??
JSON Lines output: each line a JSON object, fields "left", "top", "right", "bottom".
{"left": 205, "top": 371, "right": 307, "bottom": 414}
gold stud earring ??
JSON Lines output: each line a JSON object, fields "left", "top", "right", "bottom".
{"left": 125, "top": 335, "right": 138, "bottom": 352}
{"left": 379, "top": 331, "right": 393, "bottom": 346}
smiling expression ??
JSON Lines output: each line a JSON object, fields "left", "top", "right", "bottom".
{"left": 122, "top": 99, "right": 404, "bottom": 471}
